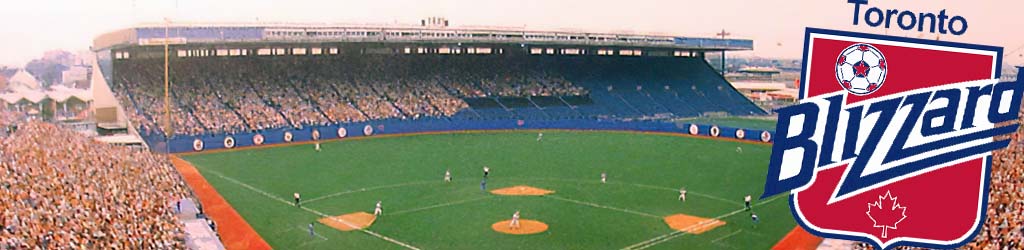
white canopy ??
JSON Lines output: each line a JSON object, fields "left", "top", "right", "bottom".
{"left": 94, "top": 134, "right": 145, "bottom": 144}
{"left": 0, "top": 85, "right": 93, "bottom": 104}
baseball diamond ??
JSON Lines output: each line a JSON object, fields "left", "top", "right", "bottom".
{"left": 180, "top": 131, "right": 795, "bottom": 249}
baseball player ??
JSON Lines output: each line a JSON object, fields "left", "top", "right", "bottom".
{"left": 308, "top": 223, "right": 314, "bottom": 237}
{"left": 444, "top": 169, "right": 452, "bottom": 183}
{"left": 601, "top": 172, "right": 607, "bottom": 184}
{"left": 537, "top": 132, "right": 543, "bottom": 141}
{"left": 374, "top": 201, "right": 383, "bottom": 216}
{"left": 744, "top": 195, "right": 752, "bottom": 210}
{"left": 510, "top": 210, "right": 521, "bottom": 229}
{"left": 294, "top": 192, "right": 301, "bottom": 207}
{"left": 315, "top": 141, "right": 321, "bottom": 152}
{"left": 679, "top": 188, "right": 687, "bottom": 202}
{"left": 483, "top": 166, "right": 490, "bottom": 178}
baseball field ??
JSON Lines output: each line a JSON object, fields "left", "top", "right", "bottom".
{"left": 178, "top": 130, "right": 795, "bottom": 249}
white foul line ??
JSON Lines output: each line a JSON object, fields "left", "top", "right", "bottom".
{"left": 627, "top": 182, "right": 744, "bottom": 206}
{"left": 200, "top": 168, "right": 421, "bottom": 250}
{"left": 301, "top": 180, "right": 439, "bottom": 205}
{"left": 295, "top": 225, "right": 329, "bottom": 249}
{"left": 622, "top": 195, "right": 785, "bottom": 250}
{"left": 301, "top": 225, "right": 329, "bottom": 241}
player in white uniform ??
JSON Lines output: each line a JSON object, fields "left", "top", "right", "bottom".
{"left": 601, "top": 172, "right": 607, "bottom": 183}
{"left": 537, "top": 132, "right": 543, "bottom": 141}
{"left": 510, "top": 210, "right": 521, "bottom": 229}
{"left": 679, "top": 188, "right": 687, "bottom": 202}
{"left": 444, "top": 169, "right": 452, "bottom": 183}
{"left": 745, "top": 195, "right": 752, "bottom": 210}
{"left": 315, "top": 141, "right": 321, "bottom": 152}
{"left": 294, "top": 192, "right": 301, "bottom": 207}
{"left": 374, "top": 201, "right": 383, "bottom": 216}
{"left": 483, "top": 166, "right": 490, "bottom": 178}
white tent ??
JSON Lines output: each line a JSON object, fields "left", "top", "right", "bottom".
{"left": 0, "top": 85, "right": 93, "bottom": 105}
{"left": 48, "top": 85, "right": 93, "bottom": 102}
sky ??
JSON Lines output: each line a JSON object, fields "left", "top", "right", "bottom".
{"left": 0, "top": 0, "right": 1022, "bottom": 67}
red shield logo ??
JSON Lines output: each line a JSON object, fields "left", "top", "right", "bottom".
{"left": 762, "top": 28, "right": 1021, "bottom": 249}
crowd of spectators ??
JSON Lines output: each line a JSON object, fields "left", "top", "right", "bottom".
{"left": 968, "top": 101, "right": 1024, "bottom": 249}
{"left": 111, "top": 55, "right": 586, "bottom": 136}
{"left": 854, "top": 101, "right": 1024, "bottom": 250}
{"left": 113, "top": 63, "right": 203, "bottom": 136}
{"left": 0, "top": 121, "right": 190, "bottom": 249}
{"left": 0, "top": 109, "right": 24, "bottom": 128}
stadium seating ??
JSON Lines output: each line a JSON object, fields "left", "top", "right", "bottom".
{"left": 0, "top": 121, "right": 190, "bottom": 249}
{"left": 109, "top": 55, "right": 766, "bottom": 137}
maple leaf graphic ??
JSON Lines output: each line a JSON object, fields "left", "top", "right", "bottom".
{"left": 866, "top": 191, "right": 907, "bottom": 238}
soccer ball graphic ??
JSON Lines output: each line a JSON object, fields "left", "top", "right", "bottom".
{"left": 836, "top": 43, "right": 887, "bottom": 95}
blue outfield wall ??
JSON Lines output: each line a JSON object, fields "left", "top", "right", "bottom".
{"left": 153, "top": 119, "right": 775, "bottom": 153}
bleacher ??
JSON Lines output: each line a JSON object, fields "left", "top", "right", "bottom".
{"left": 111, "top": 55, "right": 766, "bottom": 138}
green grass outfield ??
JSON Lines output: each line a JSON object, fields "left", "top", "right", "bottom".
{"left": 182, "top": 131, "right": 794, "bottom": 250}
{"left": 677, "top": 117, "right": 778, "bottom": 131}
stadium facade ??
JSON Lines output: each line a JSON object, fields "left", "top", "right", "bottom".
{"left": 90, "top": 21, "right": 770, "bottom": 153}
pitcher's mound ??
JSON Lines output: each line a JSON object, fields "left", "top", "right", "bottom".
{"left": 319, "top": 212, "right": 376, "bottom": 231}
{"left": 491, "top": 219, "right": 548, "bottom": 235}
{"left": 663, "top": 214, "right": 726, "bottom": 234}
{"left": 490, "top": 185, "right": 554, "bottom": 196}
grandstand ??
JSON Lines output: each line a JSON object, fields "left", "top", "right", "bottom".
{"left": 43, "top": 19, "right": 1017, "bottom": 250}
{"left": 91, "top": 21, "right": 764, "bottom": 152}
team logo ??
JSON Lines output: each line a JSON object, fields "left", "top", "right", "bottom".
{"left": 364, "top": 125, "right": 374, "bottom": 136}
{"left": 735, "top": 129, "right": 746, "bottom": 139}
{"left": 709, "top": 125, "right": 720, "bottom": 137}
{"left": 836, "top": 43, "right": 887, "bottom": 95}
{"left": 762, "top": 28, "right": 1021, "bottom": 249}
{"left": 253, "top": 134, "right": 265, "bottom": 145}
{"left": 760, "top": 131, "right": 772, "bottom": 142}
{"left": 338, "top": 127, "right": 348, "bottom": 138}
{"left": 192, "top": 139, "right": 204, "bottom": 151}
{"left": 284, "top": 131, "right": 293, "bottom": 142}
{"left": 224, "top": 136, "right": 236, "bottom": 148}
{"left": 688, "top": 124, "right": 699, "bottom": 135}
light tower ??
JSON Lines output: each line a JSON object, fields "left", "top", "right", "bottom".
{"left": 716, "top": 29, "right": 730, "bottom": 76}
{"left": 163, "top": 18, "right": 172, "bottom": 138}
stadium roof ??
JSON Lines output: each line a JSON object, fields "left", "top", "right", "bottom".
{"left": 731, "top": 81, "right": 788, "bottom": 91}
{"left": 736, "top": 67, "right": 781, "bottom": 74}
{"left": 93, "top": 22, "right": 753, "bottom": 52}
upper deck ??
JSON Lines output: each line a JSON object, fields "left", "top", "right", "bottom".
{"left": 93, "top": 22, "right": 753, "bottom": 52}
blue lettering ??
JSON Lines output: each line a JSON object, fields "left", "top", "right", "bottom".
{"left": 762, "top": 102, "right": 821, "bottom": 198}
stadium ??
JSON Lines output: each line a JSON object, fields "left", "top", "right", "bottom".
{"left": 0, "top": 16, "right": 1021, "bottom": 250}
